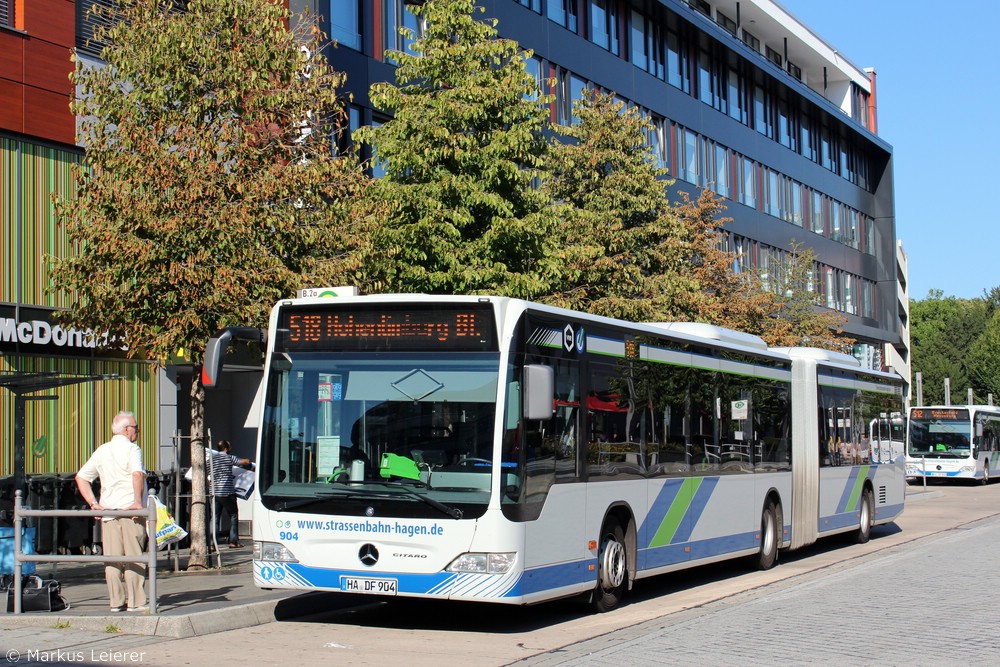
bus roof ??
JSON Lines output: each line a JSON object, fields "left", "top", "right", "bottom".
{"left": 644, "top": 321, "right": 769, "bottom": 351}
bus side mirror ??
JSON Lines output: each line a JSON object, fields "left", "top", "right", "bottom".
{"left": 523, "top": 365, "right": 554, "bottom": 421}
{"left": 202, "top": 327, "right": 266, "bottom": 388}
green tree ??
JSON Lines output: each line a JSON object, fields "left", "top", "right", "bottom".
{"left": 763, "top": 241, "right": 852, "bottom": 351}
{"left": 673, "top": 189, "right": 779, "bottom": 335}
{"left": 542, "top": 90, "right": 696, "bottom": 321}
{"left": 353, "top": 0, "right": 561, "bottom": 297}
{"left": 51, "top": 0, "right": 367, "bottom": 569}
{"left": 910, "top": 291, "right": 989, "bottom": 404}
{"left": 968, "top": 311, "right": 1000, "bottom": 402}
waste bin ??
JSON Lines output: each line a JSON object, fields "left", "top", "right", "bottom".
{"left": 57, "top": 474, "right": 91, "bottom": 555}
{"left": 25, "top": 475, "right": 58, "bottom": 554}
{"left": 0, "top": 475, "right": 14, "bottom": 524}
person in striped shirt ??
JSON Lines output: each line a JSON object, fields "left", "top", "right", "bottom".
{"left": 206, "top": 439, "right": 252, "bottom": 549}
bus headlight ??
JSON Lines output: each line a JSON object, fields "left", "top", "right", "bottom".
{"left": 254, "top": 541, "right": 299, "bottom": 563}
{"left": 961, "top": 465, "right": 976, "bottom": 473}
{"left": 446, "top": 552, "right": 516, "bottom": 574}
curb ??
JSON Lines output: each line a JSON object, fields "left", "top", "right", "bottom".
{"left": 0, "top": 591, "right": 332, "bottom": 638}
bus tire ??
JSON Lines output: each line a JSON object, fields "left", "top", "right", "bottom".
{"left": 592, "top": 517, "right": 627, "bottom": 613}
{"left": 755, "top": 500, "right": 779, "bottom": 570}
{"left": 855, "top": 488, "right": 874, "bottom": 544}
{"left": 982, "top": 468, "right": 990, "bottom": 486}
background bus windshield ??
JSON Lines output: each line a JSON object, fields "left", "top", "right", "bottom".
{"left": 908, "top": 411, "right": 971, "bottom": 458}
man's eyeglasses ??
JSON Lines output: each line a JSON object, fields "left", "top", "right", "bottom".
{"left": 125, "top": 424, "right": 140, "bottom": 431}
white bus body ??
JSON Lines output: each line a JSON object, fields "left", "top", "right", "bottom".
{"left": 906, "top": 405, "right": 1000, "bottom": 483}
{"left": 206, "top": 295, "right": 905, "bottom": 611}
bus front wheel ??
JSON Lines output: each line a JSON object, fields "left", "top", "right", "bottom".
{"left": 855, "top": 488, "right": 874, "bottom": 544}
{"left": 592, "top": 518, "right": 627, "bottom": 613}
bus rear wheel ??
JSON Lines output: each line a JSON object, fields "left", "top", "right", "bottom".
{"left": 592, "top": 518, "right": 627, "bottom": 613}
{"left": 755, "top": 500, "right": 779, "bottom": 570}
{"left": 855, "top": 488, "right": 874, "bottom": 544}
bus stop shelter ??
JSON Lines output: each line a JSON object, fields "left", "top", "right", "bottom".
{"left": 0, "top": 371, "right": 120, "bottom": 496}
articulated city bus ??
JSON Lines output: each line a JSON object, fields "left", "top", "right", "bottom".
{"left": 906, "top": 405, "right": 1000, "bottom": 484}
{"left": 204, "top": 294, "right": 905, "bottom": 611}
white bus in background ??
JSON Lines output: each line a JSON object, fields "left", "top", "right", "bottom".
{"left": 204, "top": 294, "right": 906, "bottom": 612}
{"left": 906, "top": 405, "right": 1000, "bottom": 484}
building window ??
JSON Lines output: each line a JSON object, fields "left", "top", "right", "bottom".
{"left": 678, "top": 127, "right": 700, "bottom": 185}
{"left": 76, "top": 0, "right": 116, "bottom": 59}
{"left": 820, "top": 123, "right": 834, "bottom": 172}
{"left": 367, "top": 118, "right": 388, "bottom": 179}
{"left": 589, "top": 0, "right": 619, "bottom": 55}
{"left": 642, "top": 111, "right": 668, "bottom": 169}
{"left": 697, "top": 44, "right": 714, "bottom": 107}
{"left": 1, "top": 0, "right": 15, "bottom": 29}
{"left": 712, "top": 142, "right": 730, "bottom": 198}
{"left": 630, "top": 10, "right": 647, "bottom": 71}
{"left": 666, "top": 25, "right": 688, "bottom": 92}
{"left": 330, "top": 0, "right": 361, "bottom": 51}
{"left": 851, "top": 82, "right": 870, "bottom": 128}
{"left": 516, "top": 0, "right": 543, "bottom": 12}
{"left": 691, "top": 0, "right": 711, "bottom": 18}
{"left": 753, "top": 83, "right": 773, "bottom": 138}
{"left": 725, "top": 61, "right": 747, "bottom": 125}
{"left": 776, "top": 95, "right": 793, "bottom": 150}
{"left": 741, "top": 30, "right": 759, "bottom": 52}
{"left": 384, "top": 0, "right": 423, "bottom": 58}
{"left": 765, "top": 45, "right": 782, "bottom": 68}
{"left": 810, "top": 191, "right": 824, "bottom": 235}
{"left": 716, "top": 11, "right": 737, "bottom": 36}
{"left": 738, "top": 155, "right": 756, "bottom": 208}
{"left": 799, "top": 107, "right": 816, "bottom": 162}
{"left": 547, "top": 0, "right": 578, "bottom": 32}
{"left": 524, "top": 55, "right": 543, "bottom": 101}
{"left": 334, "top": 105, "right": 362, "bottom": 156}
{"left": 786, "top": 61, "right": 802, "bottom": 80}
{"left": 764, "top": 168, "right": 782, "bottom": 218}
{"left": 789, "top": 181, "right": 803, "bottom": 227}
{"left": 569, "top": 74, "right": 587, "bottom": 124}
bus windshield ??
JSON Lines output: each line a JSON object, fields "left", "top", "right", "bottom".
{"left": 908, "top": 412, "right": 972, "bottom": 458}
{"left": 258, "top": 350, "right": 501, "bottom": 516}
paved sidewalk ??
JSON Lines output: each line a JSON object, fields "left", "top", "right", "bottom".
{"left": 0, "top": 544, "right": 325, "bottom": 639}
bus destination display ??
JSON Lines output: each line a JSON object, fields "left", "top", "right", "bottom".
{"left": 911, "top": 408, "right": 969, "bottom": 421}
{"left": 280, "top": 306, "right": 497, "bottom": 351}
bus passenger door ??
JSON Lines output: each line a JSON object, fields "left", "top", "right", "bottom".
{"left": 521, "top": 356, "right": 587, "bottom": 585}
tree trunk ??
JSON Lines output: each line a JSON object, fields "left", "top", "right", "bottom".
{"left": 187, "top": 369, "right": 209, "bottom": 570}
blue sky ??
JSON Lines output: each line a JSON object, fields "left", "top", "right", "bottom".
{"left": 778, "top": 1, "right": 994, "bottom": 301}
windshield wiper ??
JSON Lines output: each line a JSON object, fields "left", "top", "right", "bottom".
{"left": 269, "top": 480, "right": 463, "bottom": 519}
{"left": 357, "top": 479, "right": 464, "bottom": 520}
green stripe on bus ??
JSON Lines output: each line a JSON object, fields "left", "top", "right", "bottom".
{"left": 649, "top": 478, "right": 702, "bottom": 547}
{"left": 845, "top": 465, "right": 870, "bottom": 512}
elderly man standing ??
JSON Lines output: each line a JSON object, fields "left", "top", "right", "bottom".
{"left": 76, "top": 411, "right": 148, "bottom": 612}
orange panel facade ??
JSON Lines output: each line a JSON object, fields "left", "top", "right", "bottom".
{"left": 23, "top": 85, "right": 74, "bottom": 144}
{"left": 0, "top": 78, "right": 25, "bottom": 132}
{"left": 1, "top": 0, "right": 75, "bottom": 143}
{"left": 24, "top": 0, "right": 75, "bottom": 49}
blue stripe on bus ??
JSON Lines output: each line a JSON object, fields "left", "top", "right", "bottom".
{"left": 819, "top": 501, "right": 904, "bottom": 534}
{"left": 519, "top": 559, "right": 596, "bottom": 595}
{"left": 255, "top": 562, "right": 529, "bottom": 600}
{"left": 639, "top": 529, "right": 758, "bottom": 569}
